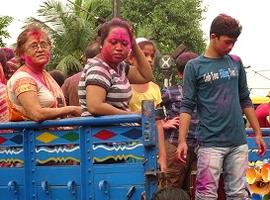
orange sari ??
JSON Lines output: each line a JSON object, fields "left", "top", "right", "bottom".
{"left": 7, "top": 66, "right": 66, "bottom": 121}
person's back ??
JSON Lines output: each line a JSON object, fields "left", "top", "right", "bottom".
{"left": 255, "top": 103, "right": 270, "bottom": 127}
{"left": 61, "top": 72, "right": 82, "bottom": 106}
{"left": 61, "top": 41, "right": 99, "bottom": 106}
{"left": 49, "top": 69, "right": 66, "bottom": 87}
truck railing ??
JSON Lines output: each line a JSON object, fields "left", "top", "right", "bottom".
{"left": 0, "top": 100, "right": 158, "bottom": 200}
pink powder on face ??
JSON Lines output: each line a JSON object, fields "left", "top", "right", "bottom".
{"left": 101, "top": 27, "right": 131, "bottom": 65}
{"left": 23, "top": 53, "right": 50, "bottom": 70}
{"left": 23, "top": 31, "right": 51, "bottom": 70}
{"left": 29, "top": 31, "right": 42, "bottom": 42}
{"left": 107, "top": 27, "right": 131, "bottom": 49}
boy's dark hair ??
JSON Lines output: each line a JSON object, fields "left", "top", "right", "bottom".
{"left": 84, "top": 40, "right": 100, "bottom": 59}
{"left": 176, "top": 52, "right": 198, "bottom": 73}
{"left": 152, "top": 187, "right": 190, "bottom": 200}
{"left": 210, "top": 14, "right": 242, "bottom": 38}
{"left": 49, "top": 69, "right": 66, "bottom": 87}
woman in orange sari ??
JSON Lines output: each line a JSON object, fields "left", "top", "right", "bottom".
{"left": 7, "top": 24, "right": 81, "bottom": 122}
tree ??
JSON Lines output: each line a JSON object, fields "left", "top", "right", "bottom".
{"left": 27, "top": 0, "right": 206, "bottom": 85}
{"left": 27, "top": 0, "right": 112, "bottom": 72}
{"left": 0, "top": 16, "right": 13, "bottom": 47}
{"left": 121, "top": 0, "right": 207, "bottom": 86}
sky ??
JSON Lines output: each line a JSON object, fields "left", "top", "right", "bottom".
{"left": 1, "top": 0, "right": 270, "bottom": 96}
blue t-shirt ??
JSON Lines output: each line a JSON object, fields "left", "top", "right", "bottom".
{"left": 180, "top": 55, "right": 253, "bottom": 147}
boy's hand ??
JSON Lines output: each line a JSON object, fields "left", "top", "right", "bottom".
{"left": 255, "top": 135, "right": 266, "bottom": 157}
{"left": 176, "top": 141, "right": 188, "bottom": 164}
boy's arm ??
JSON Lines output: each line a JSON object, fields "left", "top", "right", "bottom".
{"left": 176, "top": 112, "right": 191, "bottom": 163}
{"left": 244, "top": 107, "right": 266, "bottom": 156}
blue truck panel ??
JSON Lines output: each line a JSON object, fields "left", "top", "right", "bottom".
{"left": 0, "top": 100, "right": 158, "bottom": 200}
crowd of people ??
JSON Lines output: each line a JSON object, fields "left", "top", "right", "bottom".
{"left": 0, "top": 14, "right": 269, "bottom": 200}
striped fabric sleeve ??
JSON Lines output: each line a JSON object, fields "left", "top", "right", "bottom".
{"left": 85, "top": 65, "right": 111, "bottom": 92}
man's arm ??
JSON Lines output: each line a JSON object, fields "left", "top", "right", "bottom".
{"left": 244, "top": 107, "right": 266, "bottom": 156}
{"left": 176, "top": 112, "right": 192, "bottom": 163}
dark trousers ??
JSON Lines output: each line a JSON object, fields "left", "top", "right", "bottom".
{"left": 159, "top": 141, "right": 197, "bottom": 194}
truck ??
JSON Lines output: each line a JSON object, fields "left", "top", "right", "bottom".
{"left": 0, "top": 100, "right": 158, "bottom": 200}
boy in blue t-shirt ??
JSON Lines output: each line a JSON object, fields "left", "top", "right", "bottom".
{"left": 176, "top": 14, "right": 266, "bottom": 199}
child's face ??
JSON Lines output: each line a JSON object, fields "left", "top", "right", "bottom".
{"left": 212, "top": 34, "right": 237, "bottom": 56}
{"left": 141, "top": 44, "right": 155, "bottom": 67}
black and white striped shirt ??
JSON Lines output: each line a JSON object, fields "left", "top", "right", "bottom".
{"left": 78, "top": 57, "right": 132, "bottom": 116}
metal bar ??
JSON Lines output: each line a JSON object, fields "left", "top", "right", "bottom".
{"left": 0, "top": 114, "right": 141, "bottom": 130}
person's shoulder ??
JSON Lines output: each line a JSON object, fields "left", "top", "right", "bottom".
{"left": 85, "top": 57, "right": 105, "bottom": 68}
{"left": 161, "top": 85, "right": 182, "bottom": 98}
{"left": 149, "top": 81, "right": 160, "bottom": 89}
{"left": 68, "top": 72, "right": 82, "bottom": 80}
{"left": 8, "top": 70, "right": 31, "bottom": 82}
{"left": 228, "top": 54, "right": 241, "bottom": 62}
{"left": 185, "top": 55, "right": 204, "bottom": 66}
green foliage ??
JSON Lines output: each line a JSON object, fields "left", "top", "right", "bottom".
{"left": 27, "top": 0, "right": 112, "bottom": 73}
{"left": 56, "top": 54, "right": 83, "bottom": 76}
{"left": 121, "top": 0, "right": 207, "bottom": 87}
{"left": 26, "top": 0, "right": 206, "bottom": 86}
{"left": 0, "top": 16, "right": 13, "bottom": 47}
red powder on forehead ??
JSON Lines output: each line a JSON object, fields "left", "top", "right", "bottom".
{"left": 28, "top": 30, "right": 43, "bottom": 41}
{"left": 108, "top": 27, "right": 131, "bottom": 48}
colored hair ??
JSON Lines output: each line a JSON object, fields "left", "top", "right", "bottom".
{"left": 84, "top": 40, "right": 100, "bottom": 59}
{"left": 176, "top": 51, "right": 198, "bottom": 73}
{"left": 15, "top": 23, "right": 51, "bottom": 57}
{"left": 210, "top": 14, "right": 242, "bottom": 38}
{"left": 97, "top": 17, "right": 133, "bottom": 46}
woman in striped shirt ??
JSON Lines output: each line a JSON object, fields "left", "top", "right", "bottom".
{"left": 79, "top": 18, "right": 153, "bottom": 116}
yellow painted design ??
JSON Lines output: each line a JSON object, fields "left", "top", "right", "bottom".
{"left": 0, "top": 158, "right": 24, "bottom": 164}
{"left": 36, "top": 157, "right": 80, "bottom": 164}
{"left": 93, "top": 154, "right": 144, "bottom": 162}
{"left": 36, "top": 132, "right": 58, "bottom": 143}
